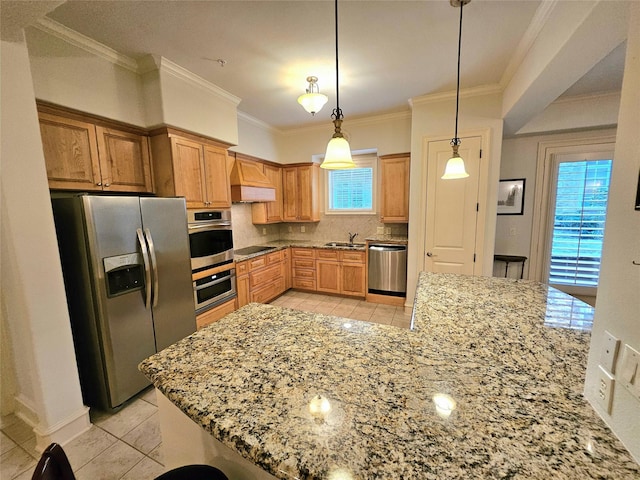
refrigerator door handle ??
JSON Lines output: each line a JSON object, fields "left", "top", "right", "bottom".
{"left": 144, "top": 228, "right": 160, "bottom": 308}
{"left": 136, "top": 228, "right": 152, "bottom": 309}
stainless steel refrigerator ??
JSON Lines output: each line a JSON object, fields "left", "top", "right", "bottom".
{"left": 52, "top": 195, "right": 196, "bottom": 410}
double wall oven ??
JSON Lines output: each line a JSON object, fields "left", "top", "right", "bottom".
{"left": 187, "top": 209, "right": 236, "bottom": 314}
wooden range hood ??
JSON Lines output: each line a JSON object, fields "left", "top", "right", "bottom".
{"left": 229, "top": 155, "right": 276, "bottom": 203}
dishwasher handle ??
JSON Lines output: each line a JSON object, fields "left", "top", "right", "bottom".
{"left": 369, "top": 244, "right": 407, "bottom": 251}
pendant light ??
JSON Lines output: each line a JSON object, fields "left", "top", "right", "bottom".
{"left": 442, "top": 0, "right": 470, "bottom": 180}
{"left": 297, "top": 76, "right": 328, "bottom": 116}
{"left": 321, "top": 0, "right": 355, "bottom": 170}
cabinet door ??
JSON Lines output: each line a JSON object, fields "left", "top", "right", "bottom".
{"left": 296, "top": 165, "right": 320, "bottom": 221}
{"left": 38, "top": 112, "right": 102, "bottom": 190}
{"left": 264, "top": 164, "right": 283, "bottom": 222}
{"left": 96, "top": 126, "right": 153, "bottom": 193}
{"left": 341, "top": 263, "right": 366, "bottom": 297}
{"left": 282, "top": 167, "right": 299, "bottom": 221}
{"left": 236, "top": 274, "right": 250, "bottom": 308}
{"left": 380, "top": 156, "right": 410, "bottom": 223}
{"left": 203, "top": 145, "right": 232, "bottom": 208}
{"left": 284, "top": 248, "right": 292, "bottom": 290}
{"left": 316, "top": 260, "right": 341, "bottom": 294}
{"left": 170, "top": 137, "right": 207, "bottom": 208}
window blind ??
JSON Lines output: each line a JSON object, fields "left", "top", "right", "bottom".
{"left": 548, "top": 160, "right": 612, "bottom": 287}
{"left": 328, "top": 167, "right": 373, "bottom": 210}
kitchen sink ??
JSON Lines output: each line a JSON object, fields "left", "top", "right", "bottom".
{"left": 324, "top": 242, "right": 364, "bottom": 248}
{"left": 234, "top": 245, "right": 275, "bottom": 255}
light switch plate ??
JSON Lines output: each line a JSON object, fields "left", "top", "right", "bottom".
{"left": 619, "top": 344, "right": 640, "bottom": 401}
{"left": 600, "top": 331, "right": 620, "bottom": 374}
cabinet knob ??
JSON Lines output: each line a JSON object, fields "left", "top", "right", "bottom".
{"left": 96, "top": 182, "right": 102, "bottom": 186}
{"left": 104, "top": 183, "right": 110, "bottom": 187}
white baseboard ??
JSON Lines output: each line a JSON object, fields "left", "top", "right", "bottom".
{"left": 14, "top": 395, "right": 91, "bottom": 453}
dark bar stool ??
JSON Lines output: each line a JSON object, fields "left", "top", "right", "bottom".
{"left": 494, "top": 254, "right": 527, "bottom": 279}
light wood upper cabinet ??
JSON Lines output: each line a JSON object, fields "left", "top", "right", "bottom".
{"left": 380, "top": 153, "right": 410, "bottom": 223}
{"left": 252, "top": 163, "right": 283, "bottom": 224}
{"left": 151, "top": 129, "right": 232, "bottom": 209}
{"left": 38, "top": 110, "right": 153, "bottom": 193}
{"left": 282, "top": 163, "right": 320, "bottom": 222}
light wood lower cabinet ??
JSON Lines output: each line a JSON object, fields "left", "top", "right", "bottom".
{"left": 196, "top": 298, "right": 237, "bottom": 330}
{"left": 235, "top": 249, "right": 287, "bottom": 308}
{"left": 291, "top": 247, "right": 317, "bottom": 290}
{"left": 316, "top": 249, "right": 366, "bottom": 297}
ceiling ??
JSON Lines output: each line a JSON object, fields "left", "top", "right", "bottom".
{"left": 36, "top": 1, "right": 626, "bottom": 130}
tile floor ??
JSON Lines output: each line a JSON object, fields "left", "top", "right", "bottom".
{"left": 0, "top": 291, "right": 410, "bottom": 480}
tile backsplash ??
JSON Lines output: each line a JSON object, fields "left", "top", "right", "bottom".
{"left": 231, "top": 203, "right": 407, "bottom": 250}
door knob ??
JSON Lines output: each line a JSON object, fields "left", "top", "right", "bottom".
{"left": 426, "top": 252, "right": 437, "bottom": 257}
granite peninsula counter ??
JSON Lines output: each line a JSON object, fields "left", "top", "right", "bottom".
{"left": 139, "top": 272, "right": 640, "bottom": 479}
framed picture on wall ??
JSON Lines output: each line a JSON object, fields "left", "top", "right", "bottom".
{"left": 497, "top": 178, "right": 525, "bottom": 215}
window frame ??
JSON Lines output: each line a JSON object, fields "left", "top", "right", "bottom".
{"left": 324, "top": 154, "right": 378, "bottom": 215}
{"left": 543, "top": 151, "right": 614, "bottom": 297}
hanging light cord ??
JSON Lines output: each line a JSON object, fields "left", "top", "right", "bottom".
{"left": 332, "top": 0, "right": 343, "bottom": 122}
{"left": 452, "top": 1, "right": 464, "bottom": 148}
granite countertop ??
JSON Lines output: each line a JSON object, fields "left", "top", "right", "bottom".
{"left": 139, "top": 272, "right": 640, "bottom": 479}
{"left": 233, "top": 240, "right": 367, "bottom": 262}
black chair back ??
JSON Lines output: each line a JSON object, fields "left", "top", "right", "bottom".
{"left": 31, "top": 443, "right": 75, "bottom": 480}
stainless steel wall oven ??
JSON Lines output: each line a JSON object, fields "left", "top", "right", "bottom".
{"left": 187, "top": 209, "right": 234, "bottom": 272}
{"left": 193, "top": 267, "right": 237, "bottom": 314}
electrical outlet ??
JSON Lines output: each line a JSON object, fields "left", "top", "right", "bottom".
{"left": 385, "top": 227, "right": 391, "bottom": 234}
{"left": 288, "top": 226, "right": 293, "bottom": 233}
{"left": 262, "top": 228, "right": 267, "bottom": 235}
{"left": 596, "top": 366, "right": 615, "bottom": 414}
{"left": 600, "top": 331, "right": 620, "bottom": 374}
{"left": 301, "top": 226, "right": 306, "bottom": 233}
{"left": 377, "top": 226, "right": 384, "bottom": 234}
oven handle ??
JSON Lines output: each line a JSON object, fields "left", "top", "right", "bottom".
{"left": 144, "top": 228, "right": 159, "bottom": 308}
{"left": 194, "top": 271, "right": 236, "bottom": 291}
{"left": 188, "top": 222, "right": 231, "bottom": 230}
{"left": 136, "top": 228, "right": 152, "bottom": 309}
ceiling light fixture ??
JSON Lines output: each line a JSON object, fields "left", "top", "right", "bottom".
{"left": 298, "top": 76, "right": 328, "bottom": 116}
{"left": 321, "top": 0, "right": 355, "bottom": 170}
{"left": 442, "top": 0, "right": 470, "bottom": 180}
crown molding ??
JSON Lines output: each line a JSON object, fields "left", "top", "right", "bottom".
{"left": 410, "top": 84, "right": 503, "bottom": 107}
{"left": 551, "top": 90, "right": 621, "bottom": 105}
{"left": 499, "top": 0, "right": 558, "bottom": 89}
{"left": 32, "top": 17, "right": 139, "bottom": 72}
{"left": 237, "top": 111, "right": 281, "bottom": 134}
{"left": 151, "top": 56, "right": 241, "bottom": 106}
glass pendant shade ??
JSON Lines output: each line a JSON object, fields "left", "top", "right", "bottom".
{"left": 322, "top": 136, "right": 355, "bottom": 169}
{"left": 441, "top": 150, "right": 469, "bottom": 179}
{"left": 297, "top": 92, "right": 328, "bottom": 116}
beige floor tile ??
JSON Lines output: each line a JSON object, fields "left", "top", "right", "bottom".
{"left": 1, "top": 431, "right": 17, "bottom": 455}
{"left": 331, "top": 305, "right": 356, "bottom": 318}
{"left": 370, "top": 313, "right": 394, "bottom": 325}
{"left": 2, "top": 417, "right": 34, "bottom": 446}
{"left": 12, "top": 466, "right": 35, "bottom": 480}
{"left": 121, "top": 413, "right": 161, "bottom": 455}
{"left": 64, "top": 425, "right": 118, "bottom": 471}
{"left": 148, "top": 444, "right": 163, "bottom": 466}
{"left": 120, "top": 456, "right": 165, "bottom": 480}
{"left": 338, "top": 298, "right": 360, "bottom": 307}
{"left": 140, "top": 387, "right": 158, "bottom": 407}
{"left": 92, "top": 399, "right": 157, "bottom": 438}
{"left": 74, "top": 440, "right": 144, "bottom": 480}
{"left": 0, "top": 446, "right": 36, "bottom": 480}
{"left": 314, "top": 303, "right": 336, "bottom": 315}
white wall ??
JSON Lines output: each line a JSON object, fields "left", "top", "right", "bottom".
{"left": 405, "top": 89, "right": 503, "bottom": 305}
{"left": 1, "top": 36, "right": 89, "bottom": 448}
{"left": 25, "top": 25, "right": 146, "bottom": 126}
{"left": 231, "top": 112, "right": 283, "bottom": 162}
{"left": 584, "top": 3, "right": 640, "bottom": 461}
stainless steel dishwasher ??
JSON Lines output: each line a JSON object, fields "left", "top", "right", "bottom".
{"left": 368, "top": 244, "right": 407, "bottom": 296}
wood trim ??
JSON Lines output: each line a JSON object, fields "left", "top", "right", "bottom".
{"left": 148, "top": 126, "right": 234, "bottom": 150}
{"left": 365, "top": 292, "right": 405, "bottom": 306}
{"left": 379, "top": 152, "right": 410, "bottom": 160}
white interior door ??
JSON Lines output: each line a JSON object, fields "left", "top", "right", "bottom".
{"left": 424, "top": 137, "right": 482, "bottom": 274}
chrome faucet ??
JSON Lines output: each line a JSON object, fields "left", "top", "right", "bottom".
{"left": 348, "top": 232, "right": 358, "bottom": 244}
